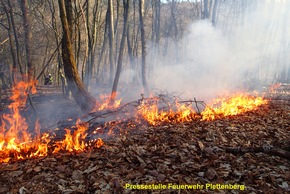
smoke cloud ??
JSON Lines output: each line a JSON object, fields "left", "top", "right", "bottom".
{"left": 147, "top": 0, "right": 290, "bottom": 100}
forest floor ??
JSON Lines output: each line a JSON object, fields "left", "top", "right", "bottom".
{"left": 0, "top": 85, "right": 290, "bottom": 193}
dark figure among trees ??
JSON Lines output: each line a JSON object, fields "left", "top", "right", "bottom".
{"left": 44, "top": 74, "right": 53, "bottom": 85}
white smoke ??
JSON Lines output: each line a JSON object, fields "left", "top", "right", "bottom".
{"left": 148, "top": 0, "right": 290, "bottom": 100}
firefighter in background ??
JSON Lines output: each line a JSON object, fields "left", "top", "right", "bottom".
{"left": 44, "top": 74, "right": 53, "bottom": 85}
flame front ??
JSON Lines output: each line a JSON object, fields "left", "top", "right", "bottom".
{"left": 137, "top": 94, "right": 268, "bottom": 124}
{"left": 137, "top": 97, "right": 197, "bottom": 125}
{"left": 93, "top": 93, "right": 122, "bottom": 111}
{"left": 0, "top": 80, "right": 104, "bottom": 163}
{"left": 53, "top": 119, "right": 88, "bottom": 153}
{"left": 201, "top": 94, "right": 268, "bottom": 121}
{"left": 0, "top": 79, "right": 268, "bottom": 163}
{"left": 0, "top": 80, "right": 38, "bottom": 162}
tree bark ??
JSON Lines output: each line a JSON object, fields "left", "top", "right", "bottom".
{"left": 155, "top": 0, "right": 161, "bottom": 46}
{"left": 7, "top": 0, "right": 24, "bottom": 78}
{"left": 170, "top": 0, "right": 178, "bottom": 62}
{"left": 203, "top": 0, "right": 209, "bottom": 19}
{"left": 58, "top": 0, "right": 96, "bottom": 112}
{"left": 139, "top": 0, "right": 149, "bottom": 94}
{"left": 111, "top": 0, "right": 130, "bottom": 102}
{"left": 20, "top": 0, "right": 34, "bottom": 80}
{"left": 108, "top": 0, "right": 115, "bottom": 84}
{"left": 0, "top": 0, "right": 16, "bottom": 83}
{"left": 211, "top": 0, "right": 219, "bottom": 26}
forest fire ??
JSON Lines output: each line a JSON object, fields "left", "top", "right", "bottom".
{"left": 0, "top": 80, "right": 38, "bottom": 163}
{"left": 0, "top": 81, "right": 268, "bottom": 163}
{"left": 93, "top": 93, "right": 122, "bottom": 111}
{"left": 137, "top": 97, "right": 197, "bottom": 125}
{"left": 201, "top": 94, "right": 268, "bottom": 121}
{"left": 0, "top": 81, "right": 103, "bottom": 163}
{"left": 136, "top": 94, "right": 268, "bottom": 124}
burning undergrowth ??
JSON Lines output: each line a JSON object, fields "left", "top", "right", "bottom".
{"left": 0, "top": 80, "right": 269, "bottom": 163}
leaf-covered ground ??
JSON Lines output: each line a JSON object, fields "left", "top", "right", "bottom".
{"left": 0, "top": 94, "right": 289, "bottom": 193}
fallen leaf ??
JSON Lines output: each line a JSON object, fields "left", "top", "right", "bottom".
{"left": 205, "top": 168, "right": 217, "bottom": 180}
{"left": 198, "top": 141, "right": 205, "bottom": 151}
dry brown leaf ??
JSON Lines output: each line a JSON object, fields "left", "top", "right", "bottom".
{"left": 198, "top": 141, "right": 205, "bottom": 151}
{"left": 10, "top": 170, "right": 23, "bottom": 177}
{"left": 157, "top": 174, "right": 166, "bottom": 181}
{"left": 205, "top": 168, "right": 217, "bottom": 180}
{"left": 33, "top": 166, "right": 42, "bottom": 173}
{"left": 126, "top": 171, "right": 143, "bottom": 180}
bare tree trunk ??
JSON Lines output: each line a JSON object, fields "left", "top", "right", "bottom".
{"left": 114, "top": 0, "right": 120, "bottom": 64}
{"left": 111, "top": 0, "right": 130, "bottom": 102}
{"left": 108, "top": 0, "right": 115, "bottom": 84}
{"left": 96, "top": 8, "right": 109, "bottom": 83}
{"left": 1, "top": 0, "right": 16, "bottom": 83}
{"left": 90, "top": 2, "right": 100, "bottom": 77}
{"left": 203, "top": 0, "right": 209, "bottom": 19}
{"left": 155, "top": 0, "right": 161, "bottom": 46}
{"left": 7, "top": 0, "right": 24, "bottom": 77}
{"left": 76, "top": 0, "right": 89, "bottom": 89}
{"left": 58, "top": 0, "right": 96, "bottom": 112}
{"left": 139, "top": 0, "right": 149, "bottom": 94}
{"left": 212, "top": 0, "right": 219, "bottom": 26}
{"left": 127, "top": 22, "right": 135, "bottom": 78}
{"left": 170, "top": 0, "right": 178, "bottom": 62}
{"left": 20, "top": 0, "right": 34, "bottom": 81}
{"left": 85, "top": 0, "right": 97, "bottom": 90}
{"left": 48, "top": 0, "right": 67, "bottom": 95}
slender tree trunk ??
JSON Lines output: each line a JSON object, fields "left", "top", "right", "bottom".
{"left": 203, "top": 0, "right": 209, "bottom": 19}
{"left": 155, "top": 0, "right": 161, "bottom": 46}
{"left": 20, "top": 0, "right": 34, "bottom": 80}
{"left": 58, "top": 0, "right": 96, "bottom": 112}
{"left": 127, "top": 23, "right": 135, "bottom": 77}
{"left": 139, "top": 0, "right": 149, "bottom": 94}
{"left": 90, "top": 2, "right": 100, "bottom": 78}
{"left": 76, "top": 0, "right": 89, "bottom": 89}
{"left": 111, "top": 0, "right": 130, "bottom": 102}
{"left": 114, "top": 0, "right": 120, "bottom": 64}
{"left": 8, "top": 0, "right": 24, "bottom": 77}
{"left": 96, "top": 10, "right": 109, "bottom": 82}
{"left": 1, "top": 0, "right": 16, "bottom": 83}
{"left": 170, "top": 0, "right": 178, "bottom": 62}
{"left": 108, "top": 0, "right": 115, "bottom": 84}
{"left": 48, "top": 0, "right": 66, "bottom": 92}
{"left": 212, "top": 0, "right": 219, "bottom": 26}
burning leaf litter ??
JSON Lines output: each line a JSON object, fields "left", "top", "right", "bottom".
{"left": 0, "top": 80, "right": 268, "bottom": 163}
{"left": 0, "top": 81, "right": 289, "bottom": 193}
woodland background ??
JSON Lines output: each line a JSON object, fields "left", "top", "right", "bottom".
{"left": 1, "top": 0, "right": 290, "bottom": 107}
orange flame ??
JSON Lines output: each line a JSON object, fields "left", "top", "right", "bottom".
{"left": 201, "top": 94, "right": 268, "bottom": 121}
{"left": 0, "top": 80, "right": 38, "bottom": 162}
{"left": 93, "top": 93, "right": 122, "bottom": 111}
{"left": 137, "top": 94, "right": 268, "bottom": 124}
{"left": 53, "top": 119, "right": 88, "bottom": 153}
{"left": 0, "top": 80, "right": 104, "bottom": 163}
{"left": 268, "top": 83, "right": 282, "bottom": 93}
{"left": 137, "top": 98, "right": 196, "bottom": 125}
{"left": 95, "top": 138, "right": 104, "bottom": 148}
{"left": 0, "top": 79, "right": 268, "bottom": 163}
